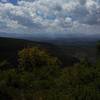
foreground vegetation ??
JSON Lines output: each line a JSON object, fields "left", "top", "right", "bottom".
{"left": 0, "top": 44, "right": 100, "bottom": 100}
{"left": 0, "top": 37, "right": 100, "bottom": 100}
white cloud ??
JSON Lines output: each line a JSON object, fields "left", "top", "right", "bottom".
{"left": 0, "top": 0, "right": 100, "bottom": 37}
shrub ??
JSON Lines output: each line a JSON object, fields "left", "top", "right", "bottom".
{"left": 18, "top": 47, "right": 60, "bottom": 71}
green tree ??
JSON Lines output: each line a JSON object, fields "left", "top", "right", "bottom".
{"left": 18, "top": 47, "right": 60, "bottom": 72}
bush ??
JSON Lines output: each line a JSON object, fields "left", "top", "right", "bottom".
{"left": 0, "top": 60, "right": 12, "bottom": 71}
{"left": 18, "top": 47, "right": 60, "bottom": 71}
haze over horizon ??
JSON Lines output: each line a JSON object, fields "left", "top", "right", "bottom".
{"left": 0, "top": 0, "right": 100, "bottom": 38}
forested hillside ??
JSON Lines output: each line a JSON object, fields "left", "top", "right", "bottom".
{"left": 0, "top": 37, "right": 100, "bottom": 100}
{"left": 0, "top": 37, "right": 80, "bottom": 66}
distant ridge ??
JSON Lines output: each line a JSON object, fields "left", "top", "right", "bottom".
{"left": 0, "top": 32, "right": 100, "bottom": 45}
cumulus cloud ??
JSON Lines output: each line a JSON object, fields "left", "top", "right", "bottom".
{"left": 0, "top": 0, "right": 100, "bottom": 37}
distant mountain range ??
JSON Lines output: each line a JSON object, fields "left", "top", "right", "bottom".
{"left": 0, "top": 32, "right": 100, "bottom": 45}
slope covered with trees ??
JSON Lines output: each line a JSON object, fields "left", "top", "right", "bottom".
{"left": 0, "top": 37, "right": 79, "bottom": 66}
{"left": 0, "top": 42, "right": 100, "bottom": 100}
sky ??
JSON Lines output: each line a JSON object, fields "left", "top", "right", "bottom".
{"left": 0, "top": 0, "right": 100, "bottom": 38}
